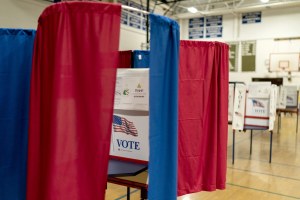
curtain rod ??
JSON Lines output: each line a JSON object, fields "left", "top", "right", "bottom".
{"left": 121, "top": 5, "right": 150, "bottom": 15}
{"left": 58, "top": 1, "right": 150, "bottom": 15}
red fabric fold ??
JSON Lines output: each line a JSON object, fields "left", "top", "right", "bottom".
{"left": 118, "top": 50, "right": 132, "bottom": 68}
{"left": 26, "top": 2, "right": 121, "bottom": 200}
{"left": 178, "top": 41, "right": 229, "bottom": 196}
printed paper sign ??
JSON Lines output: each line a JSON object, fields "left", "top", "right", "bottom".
{"left": 110, "top": 113, "right": 149, "bottom": 161}
{"left": 285, "top": 86, "right": 298, "bottom": 107}
{"left": 114, "top": 69, "right": 149, "bottom": 111}
{"left": 245, "top": 83, "right": 271, "bottom": 128}
{"left": 232, "top": 84, "right": 246, "bottom": 130}
{"left": 277, "top": 86, "right": 287, "bottom": 109}
{"left": 247, "top": 82, "right": 271, "bottom": 99}
{"left": 228, "top": 84, "right": 234, "bottom": 122}
{"left": 269, "top": 85, "right": 278, "bottom": 130}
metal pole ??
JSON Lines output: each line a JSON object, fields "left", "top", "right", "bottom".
{"left": 146, "top": 0, "right": 150, "bottom": 47}
{"left": 232, "top": 130, "right": 235, "bottom": 165}
{"left": 250, "top": 130, "right": 253, "bottom": 155}
{"left": 269, "top": 131, "right": 273, "bottom": 163}
{"left": 127, "top": 187, "right": 130, "bottom": 200}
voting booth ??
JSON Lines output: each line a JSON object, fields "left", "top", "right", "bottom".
{"left": 276, "top": 85, "right": 299, "bottom": 133}
{"left": 231, "top": 82, "right": 278, "bottom": 164}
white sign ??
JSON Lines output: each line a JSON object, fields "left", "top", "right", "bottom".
{"left": 232, "top": 84, "right": 246, "bottom": 130}
{"left": 114, "top": 69, "right": 149, "bottom": 111}
{"left": 245, "top": 98, "right": 270, "bottom": 128}
{"left": 110, "top": 113, "right": 149, "bottom": 161}
{"left": 110, "top": 69, "right": 149, "bottom": 162}
{"left": 228, "top": 84, "right": 234, "bottom": 122}
{"left": 247, "top": 82, "right": 271, "bottom": 99}
{"left": 245, "top": 83, "right": 271, "bottom": 128}
{"left": 277, "top": 86, "right": 287, "bottom": 109}
{"left": 285, "top": 86, "right": 298, "bottom": 107}
{"left": 269, "top": 85, "right": 278, "bottom": 130}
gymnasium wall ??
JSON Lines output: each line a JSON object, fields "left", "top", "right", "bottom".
{"left": 179, "top": 6, "right": 300, "bottom": 85}
{"left": 0, "top": 0, "right": 147, "bottom": 50}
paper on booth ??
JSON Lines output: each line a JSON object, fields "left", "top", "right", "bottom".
{"left": 228, "top": 84, "right": 234, "bottom": 122}
{"left": 114, "top": 69, "right": 149, "bottom": 111}
{"left": 232, "top": 84, "right": 246, "bottom": 130}
{"left": 277, "top": 86, "right": 287, "bottom": 109}
{"left": 285, "top": 85, "right": 298, "bottom": 107}
{"left": 269, "top": 85, "right": 278, "bottom": 130}
{"left": 110, "top": 69, "right": 150, "bottom": 162}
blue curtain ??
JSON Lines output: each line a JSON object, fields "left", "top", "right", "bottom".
{"left": 132, "top": 50, "right": 149, "bottom": 68}
{"left": 148, "top": 14, "right": 180, "bottom": 200}
{"left": 0, "top": 29, "right": 35, "bottom": 200}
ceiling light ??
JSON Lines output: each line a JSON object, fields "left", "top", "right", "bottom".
{"left": 187, "top": 7, "right": 198, "bottom": 13}
{"left": 260, "top": 0, "right": 269, "bottom": 3}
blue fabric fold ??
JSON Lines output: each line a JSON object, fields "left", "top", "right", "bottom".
{"left": 0, "top": 28, "right": 35, "bottom": 200}
{"left": 148, "top": 14, "right": 180, "bottom": 200}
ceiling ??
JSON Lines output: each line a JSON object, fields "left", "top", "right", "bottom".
{"left": 154, "top": 0, "right": 300, "bottom": 18}
{"left": 41, "top": 0, "right": 300, "bottom": 19}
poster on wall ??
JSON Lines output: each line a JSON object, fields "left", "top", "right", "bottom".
{"left": 123, "top": 1, "right": 145, "bottom": 31}
{"left": 206, "top": 26, "right": 222, "bottom": 38}
{"left": 232, "top": 84, "right": 246, "bottom": 130}
{"left": 228, "top": 42, "right": 239, "bottom": 72}
{"left": 118, "top": 0, "right": 129, "bottom": 25}
{"left": 241, "top": 40, "right": 256, "bottom": 72}
{"left": 114, "top": 69, "right": 149, "bottom": 111}
{"left": 121, "top": 11, "right": 129, "bottom": 25}
{"left": 205, "top": 15, "right": 222, "bottom": 38}
{"left": 188, "top": 17, "right": 204, "bottom": 39}
{"left": 242, "top": 12, "right": 261, "bottom": 24}
{"left": 206, "top": 15, "right": 222, "bottom": 26}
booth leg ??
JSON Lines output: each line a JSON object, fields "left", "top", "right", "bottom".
{"left": 269, "top": 131, "right": 273, "bottom": 163}
{"left": 277, "top": 113, "right": 281, "bottom": 133}
{"left": 141, "top": 188, "right": 148, "bottom": 200}
{"left": 250, "top": 130, "right": 253, "bottom": 155}
{"left": 127, "top": 187, "right": 130, "bottom": 200}
{"left": 296, "top": 111, "right": 299, "bottom": 134}
{"left": 232, "top": 130, "right": 235, "bottom": 165}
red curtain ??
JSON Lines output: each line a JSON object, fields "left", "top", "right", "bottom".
{"left": 26, "top": 2, "right": 121, "bottom": 200}
{"left": 118, "top": 50, "right": 132, "bottom": 68}
{"left": 178, "top": 41, "right": 229, "bottom": 196}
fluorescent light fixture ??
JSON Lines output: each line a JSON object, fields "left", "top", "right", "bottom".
{"left": 260, "top": 0, "right": 269, "bottom": 3}
{"left": 187, "top": 7, "right": 198, "bottom": 13}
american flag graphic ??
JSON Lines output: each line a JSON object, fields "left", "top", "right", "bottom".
{"left": 113, "top": 115, "right": 138, "bottom": 137}
{"left": 252, "top": 99, "right": 264, "bottom": 108}
{"left": 287, "top": 96, "right": 293, "bottom": 101}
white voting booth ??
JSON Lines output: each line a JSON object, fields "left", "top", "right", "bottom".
{"left": 276, "top": 85, "right": 299, "bottom": 133}
{"left": 278, "top": 85, "right": 298, "bottom": 108}
{"left": 110, "top": 69, "right": 149, "bottom": 162}
{"left": 231, "top": 82, "right": 278, "bottom": 164}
